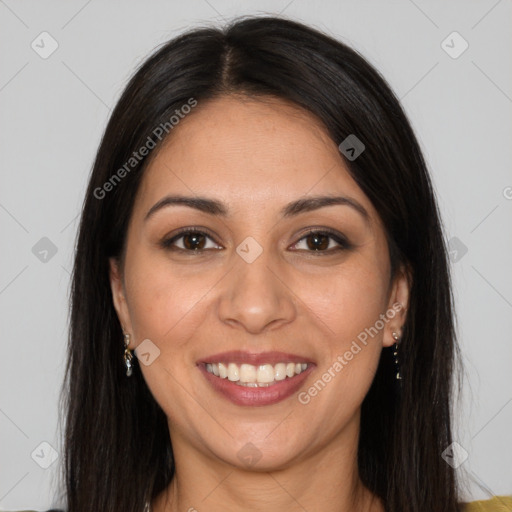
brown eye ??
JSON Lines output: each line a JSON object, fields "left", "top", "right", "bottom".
{"left": 291, "top": 229, "right": 351, "bottom": 254}
{"left": 161, "top": 229, "right": 222, "bottom": 252}
{"left": 181, "top": 232, "right": 207, "bottom": 250}
{"left": 304, "top": 232, "right": 330, "bottom": 251}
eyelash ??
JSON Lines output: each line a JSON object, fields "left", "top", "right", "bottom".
{"left": 160, "top": 226, "right": 352, "bottom": 255}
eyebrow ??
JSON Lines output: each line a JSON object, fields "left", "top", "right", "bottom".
{"left": 144, "top": 194, "right": 370, "bottom": 224}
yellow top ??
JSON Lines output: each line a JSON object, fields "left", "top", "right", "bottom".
{"left": 463, "top": 496, "right": 512, "bottom": 511}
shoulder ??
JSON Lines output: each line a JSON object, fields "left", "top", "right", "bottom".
{"left": 462, "top": 496, "right": 512, "bottom": 511}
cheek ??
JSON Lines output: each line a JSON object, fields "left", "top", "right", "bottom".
{"left": 294, "top": 259, "right": 388, "bottom": 406}
{"left": 122, "top": 252, "right": 217, "bottom": 420}
{"left": 123, "top": 250, "right": 218, "bottom": 347}
{"left": 301, "top": 261, "right": 389, "bottom": 342}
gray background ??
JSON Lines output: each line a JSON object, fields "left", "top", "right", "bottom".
{"left": 1, "top": 0, "right": 511, "bottom": 509}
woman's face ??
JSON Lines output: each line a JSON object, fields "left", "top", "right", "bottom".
{"left": 110, "top": 95, "right": 409, "bottom": 471}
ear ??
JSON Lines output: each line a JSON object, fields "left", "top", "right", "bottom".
{"left": 382, "top": 263, "right": 411, "bottom": 348}
{"left": 109, "top": 257, "right": 133, "bottom": 335}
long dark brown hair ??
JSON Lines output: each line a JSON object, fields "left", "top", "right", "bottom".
{"left": 58, "top": 15, "right": 462, "bottom": 512}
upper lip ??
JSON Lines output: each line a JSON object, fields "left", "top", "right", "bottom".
{"left": 197, "top": 350, "right": 314, "bottom": 366}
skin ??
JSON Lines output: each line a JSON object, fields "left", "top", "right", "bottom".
{"left": 110, "top": 95, "right": 410, "bottom": 512}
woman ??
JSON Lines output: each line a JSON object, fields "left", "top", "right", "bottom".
{"left": 14, "top": 15, "right": 511, "bottom": 512}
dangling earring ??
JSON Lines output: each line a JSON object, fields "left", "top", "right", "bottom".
{"left": 123, "top": 332, "right": 134, "bottom": 377}
{"left": 392, "top": 331, "right": 402, "bottom": 380}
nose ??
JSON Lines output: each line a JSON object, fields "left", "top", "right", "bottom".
{"left": 217, "top": 246, "right": 297, "bottom": 335}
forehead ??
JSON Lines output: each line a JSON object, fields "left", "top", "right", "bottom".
{"left": 135, "top": 95, "right": 374, "bottom": 218}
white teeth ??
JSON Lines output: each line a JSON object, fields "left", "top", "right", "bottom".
{"left": 227, "top": 363, "right": 240, "bottom": 382}
{"left": 218, "top": 362, "right": 227, "bottom": 378}
{"left": 240, "top": 363, "right": 256, "bottom": 383}
{"left": 205, "top": 361, "right": 309, "bottom": 385}
{"left": 274, "top": 363, "right": 287, "bottom": 381}
{"left": 257, "top": 364, "right": 275, "bottom": 383}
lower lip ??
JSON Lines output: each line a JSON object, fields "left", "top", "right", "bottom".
{"left": 198, "top": 364, "right": 314, "bottom": 406}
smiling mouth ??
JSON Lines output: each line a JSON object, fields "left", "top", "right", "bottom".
{"left": 204, "top": 361, "right": 309, "bottom": 387}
